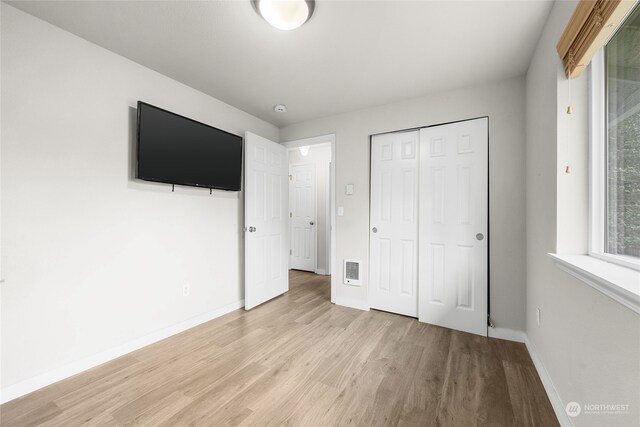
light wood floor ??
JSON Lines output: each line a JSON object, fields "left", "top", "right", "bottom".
{"left": 1, "top": 270, "right": 558, "bottom": 426}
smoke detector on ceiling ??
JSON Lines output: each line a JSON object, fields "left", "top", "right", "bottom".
{"left": 274, "top": 104, "right": 287, "bottom": 113}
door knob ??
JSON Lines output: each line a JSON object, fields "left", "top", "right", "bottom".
{"left": 372, "top": 227, "right": 378, "bottom": 233}
{"left": 476, "top": 233, "right": 484, "bottom": 240}
{"left": 248, "top": 226, "right": 256, "bottom": 232}
{"left": 309, "top": 221, "right": 315, "bottom": 226}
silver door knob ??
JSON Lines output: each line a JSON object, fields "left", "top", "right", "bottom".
{"left": 372, "top": 227, "right": 378, "bottom": 233}
{"left": 309, "top": 221, "right": 314, "bottom": 226}
{"left": 249, "top": 226, "right": 256, "bottom": 232}
{"left": 476, "top": 233, "right": 484, "bottom": 240}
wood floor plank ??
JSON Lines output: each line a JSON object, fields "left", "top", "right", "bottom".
{"left": 0, "top": 355, "right": 138, "bottom": 423}
{"left": 319, "top": 362, "right": 385, "bottom": 425}
{"left": 398, "top": 323, "right": 451, "bottom": 426}
{"left": 111, "top": 387, "right": 193, "bottom": 425}
{"left": 491, "top": 338, "right": 535, "bottom": 367}
{"left": 1, "top": 271, "right": 558, "bottom": 427}
{"left": 157, "top": 362, "right": 268, "bottom": 426}
{"left": 437, "top": 331, "right": 517, "bottom": 426}
{"left": 503, "top": 361, "right": 560, "bottom": 427}
{"left": 238, "top": 329, "right": 353, "bottom": 423}
{"left": 281, "top": 382, "right": 342, "bottom": 426}
{"left": 80, "top": 411, "right": 124, "bottom": 427}
{"left": 358, "top": 343, "right": 424, "bottom": 426}
{"left": 318, "top": 314, "right": 391, "bottom": 390}
{"left": 1, "top": 401, "right": 61, "bottom": 427}
{"left": 42, "top": 390, "right": 125, "bottom": 427}
{"left": 204, "top": 330, "right": 347, "bottom": 425}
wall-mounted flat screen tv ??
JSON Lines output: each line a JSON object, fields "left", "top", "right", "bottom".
{"left": 136, "top": 101, "right": 243, "bottom": 191}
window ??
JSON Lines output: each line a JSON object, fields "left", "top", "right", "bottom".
{"left": 591, "top": 4, "right": 640, "bottom": 271}
{"left": 551, "top": 2, "right": 639, "bottom": 314}
{"left": 605, "top": 5, "right": 640, "bottom": 259}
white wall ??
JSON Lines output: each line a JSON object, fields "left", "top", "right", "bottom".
{"left": 280, "top": 77, "right": 527, "bottom": 331}
{"left": 526, "top": 1, "right": 640, "bottom": 425}
{"left": 0, "top": 4, "right": 278, "bottom": 391}
{"left": 288, "top": 145, "right": 331, "bottom": 274}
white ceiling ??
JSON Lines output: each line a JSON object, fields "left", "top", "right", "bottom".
{"left": 6, "top": 0, "right": 554, "bottom": 127}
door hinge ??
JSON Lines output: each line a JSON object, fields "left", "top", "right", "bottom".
{"left": 290, "top": 249, "right": 292, "bottom": 255}
{"left": 290, "top": 212, "right": 292, "bottom": 218}
{"left": 289, "top": 174, "right": 292, "bottom": 180}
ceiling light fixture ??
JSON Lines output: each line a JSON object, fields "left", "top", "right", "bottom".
{"left": 274, "top": 104, "right": 287, "bottom": 112}
{"left": 299, "top": 146, "right": 310, "bottom": 156}
{"left": 252, "top": 0, "right": 315, "bottom": 31}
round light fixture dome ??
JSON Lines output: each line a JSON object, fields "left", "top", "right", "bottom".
{"left": 252, "top": 0, "right": 315, "bottom": 31}
{"left": 274, "top": 104, "right": 287, "bottom": 112}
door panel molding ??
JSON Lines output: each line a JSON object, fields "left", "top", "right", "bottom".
{"left": 369, "top": 131, "right": 420, "bottom": 318}
{"left": 418, "top": 117, "right": 488, "bottom": 336}
{"left": 244, "top": 132, "right": 289, "bottom": 310}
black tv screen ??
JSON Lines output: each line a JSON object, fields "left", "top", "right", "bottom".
{"left": 136, "top": 101, "right": 243, "bottom": 191}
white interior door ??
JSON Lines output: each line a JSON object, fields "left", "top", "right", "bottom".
{"left": 369, "top": 131, "right": 419, "bottom": 318}
{"left": 289, "top": 163, "right": 316, "bottom": 272}
{"left": 244, "top": 132, "right": 288, "bottom": 310}
{"left": 418, "top": 118, "right": 488, "bottom": 336}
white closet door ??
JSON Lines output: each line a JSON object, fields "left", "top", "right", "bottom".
{"left": 370, "top": 131, "right": 419, "bottom": 318}
{"left": 244, "top": 132, "right": 289, "bottom": 310}
{"left": 289, "top": 163, "right": 316, "bottom": 272}
{"left": 418, "top": 118, "right": 488, "bottom": 336}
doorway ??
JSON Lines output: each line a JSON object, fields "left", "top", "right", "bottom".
{"left": 289, "top": 161, "right": 318, "bottom": 272}
{"left": 284, "top": 135, "right": 336, "bottom": 303}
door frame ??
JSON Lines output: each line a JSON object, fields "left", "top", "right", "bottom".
{"left": 283, "top": 134, "right": 336, "bottom": 304}
{"left": 289, "top": 161, "right": 318, "bottom": 273}
{"left": 368, "top": 117, "right": 490, "bottom": 328}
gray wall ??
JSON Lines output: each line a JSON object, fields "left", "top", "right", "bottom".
{"left": 281, "top": 76, "right": 527, "bottom": 332}
{"left": 525, "top": 1, "right": 640, "bottom": 425}
{"left": 1, "top": 4, "right": 278, "bottom": 389}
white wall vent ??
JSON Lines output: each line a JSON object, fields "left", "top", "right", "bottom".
{"left": 343, "top": 259, "right": 361, "bottom": 286}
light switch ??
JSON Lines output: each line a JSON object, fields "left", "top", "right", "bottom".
{"left": 337, "top": 206, "right": 344, "bottom": 216}
{"left": 345, "top": 184, "right": 354, "bottom": 195}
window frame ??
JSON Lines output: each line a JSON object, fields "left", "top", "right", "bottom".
{"left": 589, "top": 50, "right": 640, "bottom": 272}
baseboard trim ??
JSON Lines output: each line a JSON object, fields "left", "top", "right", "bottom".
{"left": 524, "top": 335, "right": 573, "bottom": 427}
{"left": 488, "top": 327, "right": 526, "bottom": 343}
{"left": 335, "top": 296, "right": 369, "bottom": 311}
{"left": 0, "top": 299, "right": 244, "bottom": 404}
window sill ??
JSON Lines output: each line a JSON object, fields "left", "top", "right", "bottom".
{"left": 548, "top": 253, "right": 640, "bottom": 314}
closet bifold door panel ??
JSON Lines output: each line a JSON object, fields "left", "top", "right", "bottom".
{"left": 418, "top": 118, "right": 488, "bottom": 336}
{"left": 369, "top": 131, "right": 419, "bottom": 318}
